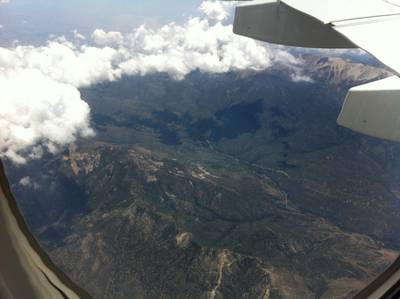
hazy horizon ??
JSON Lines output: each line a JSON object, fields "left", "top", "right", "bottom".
{"left": 0, "top": 0, "right": 202, "bottom": 46}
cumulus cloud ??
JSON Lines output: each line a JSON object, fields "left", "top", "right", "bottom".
{"left": 0, "top": 0, "right": 308, "bottom": 164}
{"left": 199, "top": 1, "right": 236, "bottom": 21}
{"left": 0, "top": 67, "right": 94, "bottom": 164}
{"left": 0, "top": 0, "right": 9, "bottom": 4}
{"left": 73, "top": 30, "right": 86, "bottom": 40}
{"left": 2, "top": 41, "right": 122, "bottom": 87}
{"left": 19, "top": 176, "right": 40, "bottom": 189}
{"left": 92, "top": 29, "right": 124, "bottom": 47}
{"left": 118, "top": 19, "right": 272, "bottom": 79}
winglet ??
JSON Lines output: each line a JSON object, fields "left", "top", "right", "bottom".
{"left": 337, "top": 76, "right": 400, "bottom": 141}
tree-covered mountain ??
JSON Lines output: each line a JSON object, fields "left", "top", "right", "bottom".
{"left": 6, "top": 56, "right": 400, "bottom": 299}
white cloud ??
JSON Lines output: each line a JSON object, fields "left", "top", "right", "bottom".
{"left": 4, "top": 41, "right": 122, "bottom": 87}
{"left": 199, "top": 1, "right": 236, "bottom": 22}
{"left": 0, "top": 0, "right": 10, "bottom": 4}
{"left": 19, "top": 176, "right": 40, "bottom": 189}
{"left": 92, "top": 29, "right": 124, "bottom": 47}
{"left": 291, "top": 73, "right": 314, "bottom": 83}
{"left": 0, "top": 1, "right": 308, "bottom": 164}
{"left": 0, "top": 67, "right": 94, "bottom": 164}
{"left": 73, "top": 30, "right": 86, "bottom": 40}
{"left": 118, "top": 18, "right": 272, "bottom": 79}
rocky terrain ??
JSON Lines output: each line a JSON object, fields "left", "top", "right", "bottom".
{"left": 6, "top": 56, "right": 400, "bottom": 299}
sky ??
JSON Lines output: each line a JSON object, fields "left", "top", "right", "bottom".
{"left": 0, "top": 0, "right": 202, "bottom": 46}
{"left": 0, "top": 0, "right": 365, "bottom": 165}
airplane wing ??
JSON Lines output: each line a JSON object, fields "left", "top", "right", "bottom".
{"left": 233, "top": 0, "right": 400, "bottom": 141}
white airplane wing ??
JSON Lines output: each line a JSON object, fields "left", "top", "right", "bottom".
{"left": 233, "top": 0, "right": 400, "bottom": 141}
{"left": 282, "top": 0, "right": 400, "bottom": 75}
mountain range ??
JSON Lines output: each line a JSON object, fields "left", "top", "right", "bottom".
{"left": 6, "top": 55, "right": 400, "bottom": 299}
